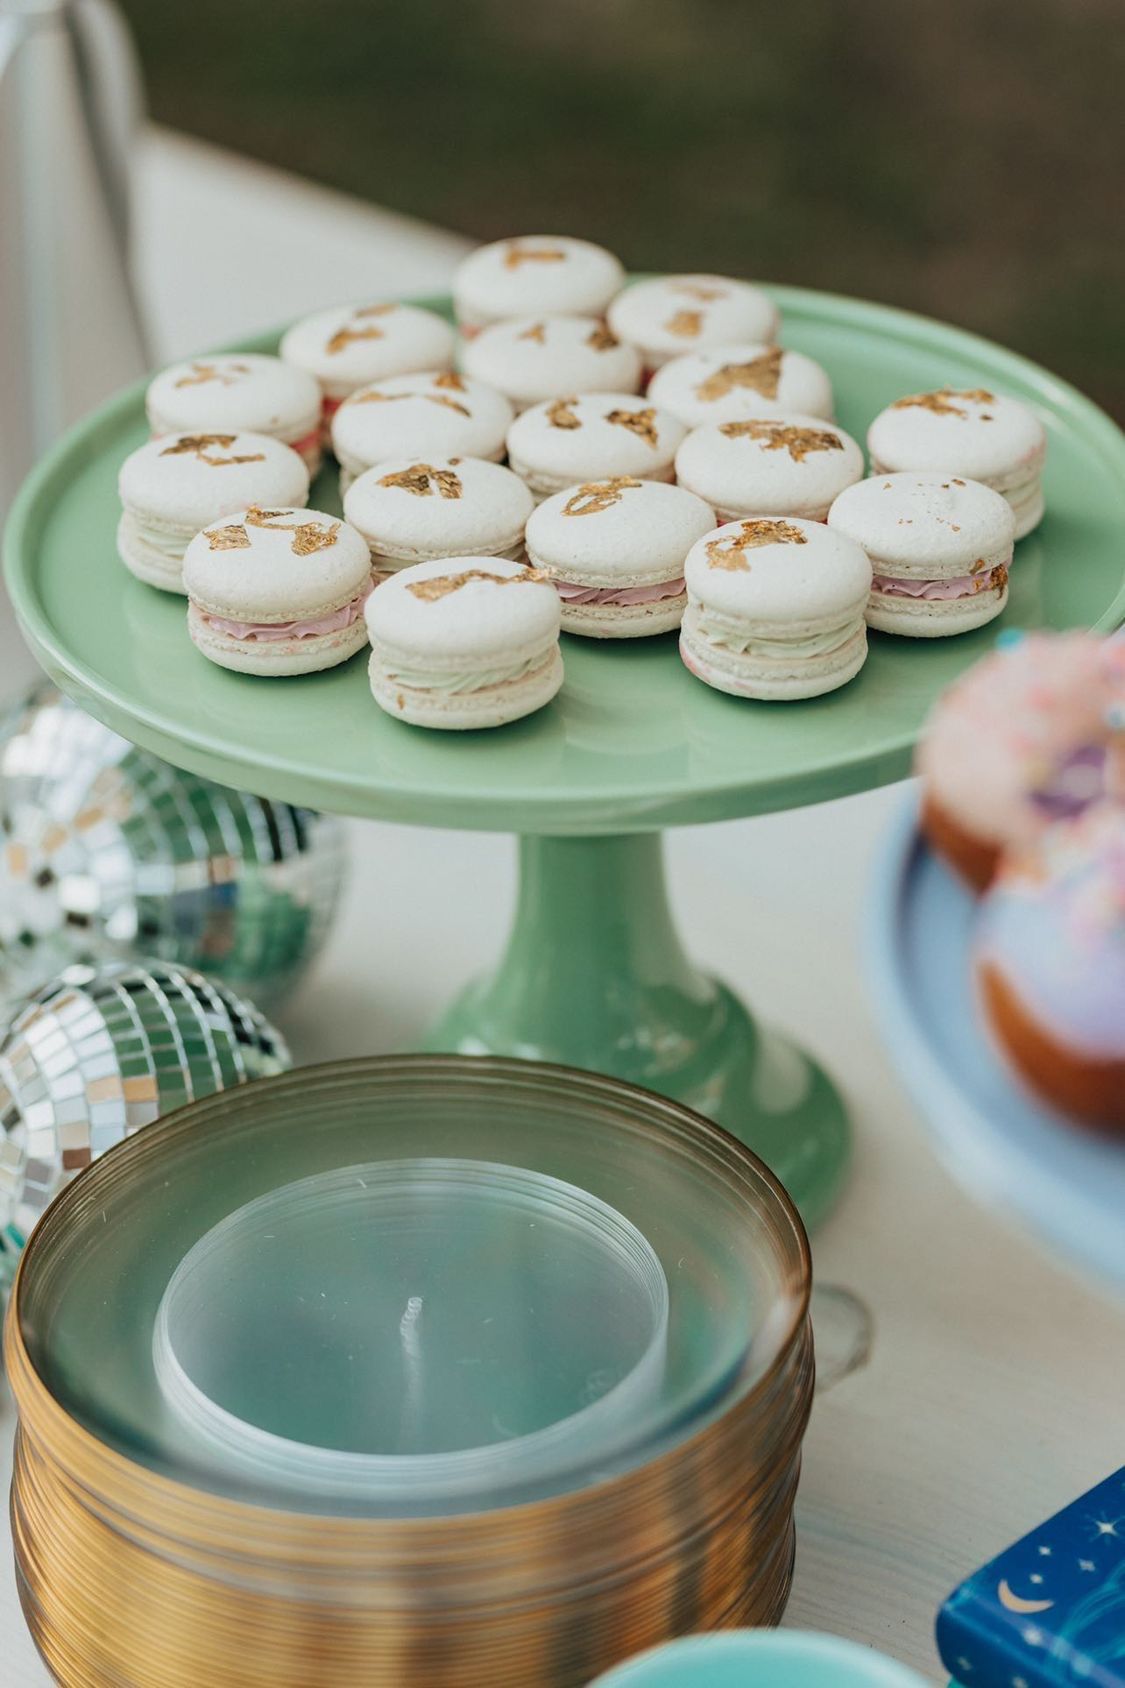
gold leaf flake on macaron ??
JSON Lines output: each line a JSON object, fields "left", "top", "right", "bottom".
{"left": 350, "top": 388, "right": 470, "bottom": 417}
{"left": 433, "top": 371, "right": 467, "bottom": 391}
{"left": 241, "top": 506, "right": 342, "bottom": 554}
{"left": 159, "top": 434, "right": 266, "bottom": 467}
{"left": 664, "top": 309, "right": 703, "bottom": 338}
{"left": 406, "top": 565, "right": 548, "bottom": 601}
{"left": 604, "top": 407, "right": 659, "bottom": 447}
{"left": 562, "top": 477, "right": 643, "bottom": 517}
{"left": 519, "top": 321, "right": 548, "bottom": 344}
{"left": 202, "top": 522, "right": 251, "bottom": 551}
{"left": 718, "top": 419, "right": 843, "bottom": 461}
{"left": 891, "top": 388, "right": 996, "bottom": 417}
{"left": 377, "top": 463, "right": 463, "bottom": 499}
{"left": 672, "top": 282, "right": 727, "bottom": 302}
{"left": 502, "top": 242, "right": 567, "bottom": 269}
{"left": 696, "top": 347, "right": 782, "bottom": 403}
{"left": 546, "top": 396, "right": 582, "bottom": 430}
{"left": 325, "top": 324, "right": 387, "bottom": 354}
{"left": 705, "top": 518, "right": 808, "bottom": 570}
{"left": 586, "top": 324, "right": 620, "bottom": 351}
{"left": 173, "top": 361, "right": 251, "bottom": 388}
{"left": 354, "top": 304, "right": 398, "bottom": 318}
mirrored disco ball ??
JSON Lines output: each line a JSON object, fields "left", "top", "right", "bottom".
{"left": 0, "top": 960, "right": 291, "bottom": 1281}
{"left": 0, "top": 685, "right": 347, "bottom": 1013}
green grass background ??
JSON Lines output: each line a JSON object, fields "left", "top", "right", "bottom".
{"left": 122, "top": 0, "right": 1124, "bottom": 417}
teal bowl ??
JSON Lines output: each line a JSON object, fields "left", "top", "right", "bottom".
{"left": 591, "top": 1631, "right": 931, "bottom": 1687}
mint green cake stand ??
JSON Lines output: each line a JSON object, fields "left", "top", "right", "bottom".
{"left": 7, "top": 287, "right": 1125, "bottom": 1228}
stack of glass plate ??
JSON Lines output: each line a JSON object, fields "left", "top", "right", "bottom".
{"left": 6, "top": 1055, "right": 814, "bottom": 1687}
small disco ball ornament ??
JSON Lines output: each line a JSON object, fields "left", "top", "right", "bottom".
{"left": 0, "top": 959, "right": 291, "bottom": 1281}
{"left": 0, "top": 684, "right": 347, "bottom": 1014}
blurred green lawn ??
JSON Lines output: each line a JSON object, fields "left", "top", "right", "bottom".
{"left": 123, "top": 0, "right": 1124, "bottom": 417}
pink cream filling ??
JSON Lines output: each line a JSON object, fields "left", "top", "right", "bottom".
{"left": 554, "top": 576, "right": 686, "bottom": 606}
{"left": 199, "top": 578, "right": 374, "bottom": 642}
{"left": 872, "top": 565, "right": 1008, "bottom": 601}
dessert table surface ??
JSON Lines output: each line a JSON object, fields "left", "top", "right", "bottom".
{"left": 1, "top": 126, "right": 1121, "bottom": 1687}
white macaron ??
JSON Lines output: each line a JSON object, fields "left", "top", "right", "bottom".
{"left": 827, "top": 472, "right": 1016, "bottom": 637}
{"left": 461, "top": 316, "right": 643, "bottom": 412}
{"left": 506, "top": 392, "right": 687, "bottom": 501}
{"left": 866, "top": 387, "right": 1047, "bottom": 539}
{"left": 525, "top": 477, "right": 715, "bottom": 638}
{"left": 675, "top": 414, "right": 864, "bottom": 522}
{"left": 331, "top": 371, "right": 513, "bottom": 492}
{"left": 649, "top": 343, "right": 834, "bottom": 429}
{"left": 146, "top": 354, "right": 324, "bottom": 477}
{"left": 681, "top": 517, "right": 872, "bottom": 701}
{"left": 183, "top": 506, "right": 373, "bottom": 677}
{"left": 279, "top": 302, "right": 456, "bottom": 414}
{"left": 343, "top": 456, "right": 533, "bottom": 577}
{"left": 365, "top": 556, "right": 563, "bottom": 729}
{"left": 607, "top": 275, "right": 779, "bottom": 371}
{"left": 117, "top": 432, "right": 310, "bottom": 594}
{"left": 453, "top": 236, "right": 625, "bottom": 335}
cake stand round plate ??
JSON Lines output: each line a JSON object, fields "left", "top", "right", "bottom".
{"left": 6, "top": 285, "right": 1125, "bottom": 1228}
{"left": 868, "top": 796, "right": 1125, "bottom": 1291}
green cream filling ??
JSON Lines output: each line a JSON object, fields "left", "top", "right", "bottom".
{"left": 696, "top": 612, "right": 861, "bottom": 660}
{"left": 383, "top": 652, "right": 547, "bottom": 695}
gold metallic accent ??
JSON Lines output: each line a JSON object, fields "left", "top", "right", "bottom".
{"left": 586, "top": 324, "right": 620, "bottom": 352}
{"left": 433, "top": 371, "right": 467, "bottom": 391}
{"left": 377, "top": 464, "right": 463, "bottom": 499}
{"left": 172, "top": 362, "right": 251, "bottom": 388}
{"left": 696, "top": 348, "right": 782, "bottom": 403}
{"left": 545, "top": 397, "right": 582, "bottom": 430}
{"left": 518, "top": 321, "right": 548, "bottom": 344}
{"left": 350, "top": 389, "right": 471, "bottom": 418}
{"left": 604, "top": 407, "right": 659, "bottom": 448}
{"left": 718, "top": 420, "right": 843, "bottom": 460}
{"left": 671, "top": 282, "right": 727, "bottom": 302}
{"left": 160, "top": 435, "right": 266, "bottom": 467}
{"left": 664, "top": 309, "right": 703, "bottom": 338}
{"left": 202, "top": 522, "right": 251, "bottom": 551}
{"left": 562, "top": 478, "right": 642, "bottom": 517}
{"left": 325, "top": 325, "right": 386, "bottom": 354}
{"left": 706, "top": 518, "right": 808, "bottom": 569}
{"left": 407, "top": 566, "right": 547, "bottom": 601}
{"left": 891, "top": 387, "right": 996, "bottom": 416}
{"left": 502, "top": 242, "right": 567, "bottom": 269}
{"left": 205, "top": 508, "right": 341, "bottom": 556}
{"left": 354, "top": 304, "right": 398, "bottom": 319}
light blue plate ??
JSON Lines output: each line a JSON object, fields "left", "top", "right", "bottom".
{"left": 590, "top": 1630, "right": 930, "bottom": 1686}
{"left": 868, "top": 795, "right": 1125, "bottom": 1291}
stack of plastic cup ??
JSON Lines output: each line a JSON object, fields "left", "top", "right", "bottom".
{"left": 6, "top": 1055, "right": 815, "bottom": 1687}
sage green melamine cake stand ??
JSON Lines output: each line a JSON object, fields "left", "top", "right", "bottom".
{"left": 7, "top": 287, "right": 1125, "bottom": 1227}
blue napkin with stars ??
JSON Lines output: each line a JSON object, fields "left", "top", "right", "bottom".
{"left": 938, "top": 1467, "right": 1125, "bottom": 1688}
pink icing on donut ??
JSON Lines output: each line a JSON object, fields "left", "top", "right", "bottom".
{"left": 917, "top": 633, "right": 1125, "bottom": 854}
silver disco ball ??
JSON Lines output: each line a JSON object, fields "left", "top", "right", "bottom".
{"left": 0, "top": 685, "right": 347, "bottom": 1013}
{"left": 0, "top": 960, "right": 290, "bottom": 1281}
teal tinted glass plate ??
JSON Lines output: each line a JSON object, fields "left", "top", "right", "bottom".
{"left": 867, "top": 796, "right": 1125, "bottom": 1290}
{"left": 6, "top": 288, "right": 1125, "bottom": 832}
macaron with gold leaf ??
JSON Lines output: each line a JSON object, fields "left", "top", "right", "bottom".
{"left": 649, "top": 343, "right": 834, "bottom": 430}
{"left": 608, "top": 275, "right": 779, "bottom": 373}
{"left": 365, "top": 555, "right": 563, "bottom": 729}
{"left": 280, "top": 302, "right": 456, "bottom": 420}
{"left": 183, "top": 505, "right": 373, "bottom": 677}
{"left": 506, "top": 392, "right": 687, "bottom": 502}
{"left": 146, "top": 353, "right": 324, "bottom": 476}
{"left": 343, "top": 456, "right": 533, "bottom": 578}
{"left": 675, "top": 414, "right": 864, "bottom": 522}
{"left": 453, "top": 236, "right": 625, "bottom": 336}
{"left": 331, "top": 371, "right": 513, "bottom": 493}
{"left": 461, "top": 316, "right": 642, "bottom": 413}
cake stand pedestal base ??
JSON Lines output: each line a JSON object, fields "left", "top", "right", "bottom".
{"left": 426, "top": 833, "right": 850, "bottom": 1227}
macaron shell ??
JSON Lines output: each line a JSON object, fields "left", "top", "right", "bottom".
{"left": 684, "top": 517, "right": 872, "bottom": 624}
{"left": 343, "top": 457, "right": 533, "bottom": 564}
{"left": 453, "top": 237, "right": 625, "bottom": 328}
{"left": 369, "top": 644, "right": 564, "bottom": 730}
{"left": 649, "top": 343, "right": 834, "bottom": 428}
{"left": 507, "top": 393, "right": 686, "bottom": 492}
{"left": 182, "top": 507, "right": 372, "bottom": 621}
{"left": 526, "top": 478, "right": 716, "bottom": 587}
{"left": 680, "top": 610, "right": 868, "bottom": 700}
{"left": 118, "top": 432, "right": 310, "bottom": 529}
{"left": 146, "top": 354, "right": 321, "bottom": 438}
{"left": 867, "top": 389, "right": 1047, "bottom": 484}
{"left": 116, "top": 514, "right": 192, "bottom": 594}
{"left": 675, "top": 414, "right": 864, "bottom": 520}
{"left": 461, "top": 317, "right": 643, "bottom": 410}
{"left": 866, "top": 578, "right": 1008, "bottom": 637}
{"left": 827, "top": 472, "right": 1016, "bottom": 575}
{"left": 332, "top": 373, "right": 514, "bottom": 476}
{"left": 280, "top": 303, "right": 456, "bottom": 395}
{"left": 188, "top": 605, "right": 371, "bottom": 676}
{"left": 607, "top": 275, "right": 779, "bottom": 364}
{"left": 365, "top": 555, "right": 562, "bottom": 667}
